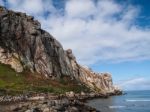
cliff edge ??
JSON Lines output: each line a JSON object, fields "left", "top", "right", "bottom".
{"left": 0, "top": 6, "right": 121, "bottom": 94}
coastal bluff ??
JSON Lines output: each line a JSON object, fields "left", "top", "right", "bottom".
{"left": 0, "top": 6, "right": 121, "bottom": 94}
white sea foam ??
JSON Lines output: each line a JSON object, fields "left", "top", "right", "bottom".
{"left": 109, "top": 106, "right": 125, "bottom": 109}
{"left": 126, "top": 99, "right": 150, "bottom": 102}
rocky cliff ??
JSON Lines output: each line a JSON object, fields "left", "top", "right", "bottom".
{"left": 0, "top": 6, "right": 119, "bottom": 93}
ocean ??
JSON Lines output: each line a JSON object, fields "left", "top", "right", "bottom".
{"left": 86, "top": 90, "right": 150, "bottom": 112}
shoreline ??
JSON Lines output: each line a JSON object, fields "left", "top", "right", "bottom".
{"left": 0, "top": 90, "right": 122, "bottom": 112}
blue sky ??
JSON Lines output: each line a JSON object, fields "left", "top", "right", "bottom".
{"left": 0, "top": 0, "right": 150, "bottom": 90}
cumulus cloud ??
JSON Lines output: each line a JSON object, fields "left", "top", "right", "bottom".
{"left": 1, "top": 0, "right": 150, "bottom": 66}
{"left": 65, "top": 0, "right": 96, "bottom": 18}
{"left": 118, "top": 77, "right": 150, "bottom": 90}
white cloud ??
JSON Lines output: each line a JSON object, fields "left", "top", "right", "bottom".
{"left": 118, "top": 77, "right": 150, "bottom": 90}
{"left": 1, "top": 0, "right": 150, "bottom": 66}
{"left": 97, "top": 0, "right": 121, "bottom": 17}
{"left": 5, "top": 0, "right": 55, "bottom": 16}
{"left": 22, "top": 0, "right": 44, "bottom": 14}
{"left": 65, "top": 0, "right": 96, "bottom": 18}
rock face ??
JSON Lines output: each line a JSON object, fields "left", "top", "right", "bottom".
{"left": 0, "top": 6, "right": 73, "bottom": 78}
{"left": 0, "top": 6, "right": 119, "bottom": 93}
{"left": 65, "top": 49, "right": 115, "bottom": 93}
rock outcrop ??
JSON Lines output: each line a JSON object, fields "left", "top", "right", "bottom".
{"left": 0, "top": 98, "right": 99, "bottom": 112}
{"left": 0, "top": 6, "right": 73, "bottom": 79}
{"left": 0, "top": 6, "right": 120, "bottom": 93}
{"left": 65, "top": 49, "right": 115, "bottom": 93}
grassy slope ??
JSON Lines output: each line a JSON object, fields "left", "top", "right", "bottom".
{"left": 0, "top": 63, "right": 89, "bottom": 95}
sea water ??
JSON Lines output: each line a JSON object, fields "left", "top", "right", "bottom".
{"left": 87, "top": 90, "right": 150, "bottom": 112}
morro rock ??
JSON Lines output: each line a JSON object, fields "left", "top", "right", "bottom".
{"left": 0, "top": 6, "right": 119, "bottom": 93}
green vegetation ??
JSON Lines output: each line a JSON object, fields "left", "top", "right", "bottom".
{"left": 0, "top": 63, "right": 90, "bottom": 95}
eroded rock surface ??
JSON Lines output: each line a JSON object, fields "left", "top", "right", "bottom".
{"left": 0, "top": 6, "right": 73, "bottom": 78}
{"left": 0, "top": 47, "right": 23, "bottom": 72}
{"left": 65, "top": 49, "right": 116, "bottom": 93}
{"left": 0, "top": 6, "right": 120, "bottom": 93}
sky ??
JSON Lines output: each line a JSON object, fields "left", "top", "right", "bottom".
{"left": 0, "top": 0, "right": 150, "bottom": 90}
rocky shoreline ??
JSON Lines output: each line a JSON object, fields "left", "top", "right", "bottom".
{"left": 0, "top": 90, "right": 122, "bottom": 112}
{"left": 1, "top": 99, "right": 98, "bottom": 112}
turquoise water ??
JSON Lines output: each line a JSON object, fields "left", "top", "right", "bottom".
{"left": 87, "top": 90, "right": 150, "bottom": 112}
